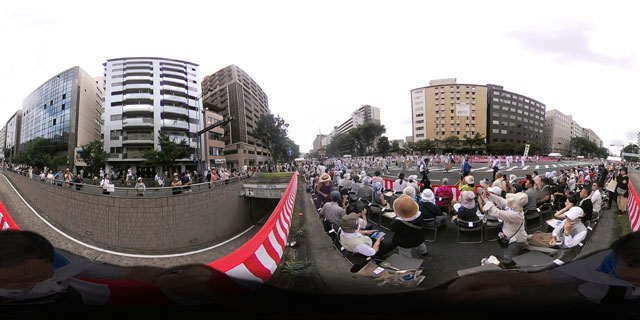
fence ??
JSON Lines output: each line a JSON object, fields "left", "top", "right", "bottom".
{"left": 5, "top": 168, "right": 248, "bottom": 198}
{"left": 627, "top": 181, "right": 640, "bottom": 232}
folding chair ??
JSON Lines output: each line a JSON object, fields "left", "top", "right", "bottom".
{"left": 422, "top": 218, "right": 438, "bottom": 242}
{"left": 525, "top": 210, "right": 542, "bottom": 232}
{"left": 457, "top": 219, "right": 484, "bottom": 244}
{"left": 483, "top": 218, "right": 503, "bottom": 242}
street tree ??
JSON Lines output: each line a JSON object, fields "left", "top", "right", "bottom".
{"left": 442, "top": 135, "right": 460, "bottom": 152}
{"left": 14, "top": 138, "right": 67, "bottom": 171}
{"left": 143, "top": 131, "right": 191, "bottom": 173}
{"left": 377, "top": 136, "right": 390, "bottom": 155}
{"left": 80, "top": 140, "right": 108, "bottom": 178}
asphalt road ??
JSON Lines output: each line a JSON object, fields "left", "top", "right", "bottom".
{"left": 379, "top": 161, "right": 600, "bottom": 184}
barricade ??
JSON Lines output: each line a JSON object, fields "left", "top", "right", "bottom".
{"left": 627, "top": 181, "right": 640, "bottom": 232}
{"left": 0, "top": 171, "right": 299, "bottom": 304}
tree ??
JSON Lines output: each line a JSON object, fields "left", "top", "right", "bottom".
{"left": 377, "top": 136, "right": 390, "bottom": 155}
{"left": 80, "top": 140, "right": 108, "bottom": 177}
{"left": 414, "top": 139, "right": 435, "bottom": 153}
{"left": 14, "top": 138, "right": 67, "bottom": 170}
{"left": 390, "top": 140, "right": 400, "bottom": 153}
{"left": 442, "top": 135, "right": 460, "bottom": 151}
{"left": 596, "top": 147, "right": 610, "bottom": 158}
{"left": 622, "top": 144, "right": 639, "bottom": 154}
{"left": 326, "top": 133, "right": 356, "bottom": 157}
{"left": 570, "top": 137, "right": 599, "bottom": 157}
{"left": 143, "top": 131, "right": 191, "bottom": 172}
{"left": 349, "top": 122, "right": 386, "bottom": 155}
{"left": 253, "top": 114, "right": 300, "bottom": 162}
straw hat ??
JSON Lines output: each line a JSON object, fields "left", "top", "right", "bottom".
{"left": 505, "top": 193, "right": 528, "bottom": 212}
{"left": 319, "top": 173, "right": 331, "bottom": 183}
{"left": 393, "top": 195, "right": 419, "bottom": 219}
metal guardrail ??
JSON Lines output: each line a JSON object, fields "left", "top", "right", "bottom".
{"left": 2, "top": 168, "right": 250, "bottom": 198}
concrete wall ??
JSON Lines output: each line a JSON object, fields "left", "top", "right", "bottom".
{"left": 6, "top": 172, "right": 253, "bottom": 254}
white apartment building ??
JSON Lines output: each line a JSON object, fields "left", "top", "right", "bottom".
{"left": 103, "top": 57, "right": 203, "bottom": 176}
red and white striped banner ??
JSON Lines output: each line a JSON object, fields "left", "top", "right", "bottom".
{"left": 627, "top": 181, "right": 640, "bottom": 232}
{"left": 207, "top": 171, "right": 298, "bottom": 289}
{"left": 0, "top": 199, "right": 19, "bottom": 231}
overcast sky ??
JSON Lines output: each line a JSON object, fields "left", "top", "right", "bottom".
{"left": 1, "top": 0, "right": 638, "bottom": 154}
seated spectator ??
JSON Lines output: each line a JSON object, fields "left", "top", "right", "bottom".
{"left": 578, "top": 187, "right": 593, "bottom": 222}
{"left": 458, "top": 175, "right": 475, "bottom": 192}
{"left": 452, "top": 191, "right": 481, "bottom": 223}
{"left": 393, "top": 173, "right": 408, "bottom": 195}
{"left": 419, "top": 189, "right": 448, "bottom": 230}
{"left": 535, "top": 176, "right": 552, "bottom": 206}
{"left": 478, "top": 191, "right": 528, "bottom": 268}
{"left": 492, "top": 172, "right": 507, "bottom": 193}
{"left": 371, "top": 171, "right": 384, "bottom": 187}
{"left": 390, "top": 195, "right": 428, "bottom": 258}
{"left": 403, "top": 186, "right": 418, "bottom": 203}
{"left": 435, "top": 178, "right": 454, "bottom": 213}
{"left": 406, "top": 175, "right": 420, "bottom": 195}
{"left": 320, "top": 191, "right": 347, "bottom": 231}
{"left": 529, "top": 206, "right": 587, "bottom": 249}
{"left": 350, "top": 175, "right": 362, "bottom": 195}
{"left": 509, "top": 174, "right": 522, "bottom": 193}
{"left": 371, "top": 182, "right": 388, "bottom": 209}
{"left": 523, "top": 178, "right": 538, "bottom": 216}
{"left": 357, "top": 177, "right": 374, "bottom": 203}
{"left": 338, "top": 212, "right": 390, "bottom": 258}
{"left": 554, "top": 192, "right": 580, "bottom": 220}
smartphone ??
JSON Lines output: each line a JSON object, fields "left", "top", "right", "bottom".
{"left": 402, "top": 274, "right": 414, "bottom": 281}
{"left": 371, "top": 231, "right": 385, "bottom": 239}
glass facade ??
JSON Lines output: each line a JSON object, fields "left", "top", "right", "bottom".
{"left": 20, "top": 68, "right": 74, "bottom": 152}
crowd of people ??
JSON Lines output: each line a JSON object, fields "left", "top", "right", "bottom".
{"left": 301, "top": 155, "right": 635, "bottom": 271}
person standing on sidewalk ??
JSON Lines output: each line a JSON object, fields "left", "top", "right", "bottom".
{"left": 616, "top": 168, "right": 629, "bottom": 215}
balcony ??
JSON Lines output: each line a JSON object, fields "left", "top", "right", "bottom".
{"left": 163, "top": 105, "right": 189, "bottom": 116}
{"left": 122, "top": 117, "right": 154, "bottom": 128}
{"left": 124, "top": 83, "right": 153, "bottom": 91}
{"left": 124, "top": 93, "right": 153, "bottom": 100}
{"left": 163, "top": 95, "right": 187, "bottom": 104}
{"left": 162, "top": 119, "right": 189, "bottom": 130}
{"left": 124, "top": 75, "right": 153, "bottom": 81}
{"left": 122, "top": 134, "right": 154, "bottom": 145}
{"left": 123, "top": 150, "right": 150, "bottom": 159}
{"left": 162, "top": 84, "right": 187, "bottom": 92}
{"left": 122, "top": 105, "right": 154, "bottom": 114}
{"left": 161, "top": 69, "right": 187, "bottom": 78}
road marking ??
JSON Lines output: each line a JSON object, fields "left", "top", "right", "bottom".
{"left": 522, "top": 166, "right": 529, "bottom": 170}
{"left": 506, "top": 167, "right": 517, "bottom": 171}
{"left": 552, "top": 164, "right": 557, "bottom": 168}
{"left": 545, "top": 165, "right": 549, "bottom": 168}
{"left": 1, "top": 174, "right": 258, "bottom": 259}
{"left": 535, "top": 165, "right": 540, "bottom": 169}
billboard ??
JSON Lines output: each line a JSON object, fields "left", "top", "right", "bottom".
{"left": 456, "top": 103, "right": 470, "bottom": 117}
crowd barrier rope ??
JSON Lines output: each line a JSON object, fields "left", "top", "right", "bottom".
{"left": 0, "top": 171, "right": 299, "bottom": 304}
{"left": 627, "top": 181, "right": 640, "bottom": 232}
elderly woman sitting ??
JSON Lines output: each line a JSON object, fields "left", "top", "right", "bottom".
{"left": 390, "top": 195, "right": 428, "bottom": 258}
{"left": 452, "top": 191, "right": 481, "bottom": 224}
{"left": 419, "top": 189, "right": 448, "bottom": 230}
{"left": 478, "top": 190, "right": 529, "bottom": 268}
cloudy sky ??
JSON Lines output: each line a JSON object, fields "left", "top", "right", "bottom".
{"left": 1, "top": 0, "right": 638, "bottom": 154}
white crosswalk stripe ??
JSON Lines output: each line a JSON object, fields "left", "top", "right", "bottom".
{"left": 522, "top": 166, "right": 529, "bottom": 170}
{"left": 535, "top": 165, "right": 540, "bottom": 169}
{"left": 545, "top": 165, "right": 549, "bottom": 168}
{"left": 506, "top": 167, "right": 517, "bottom": 171}
{"left": 552, "top": 164, "right": 557, "bottom": 167}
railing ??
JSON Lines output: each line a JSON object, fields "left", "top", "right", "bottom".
{"left": 123, "top": 117, "right": 154, "bottom": 127}
{"left": 4, "top": 169, "right": 250, "bottom": 198}
{"left": 162, "top": 119, "right": 189, "bottom": 130}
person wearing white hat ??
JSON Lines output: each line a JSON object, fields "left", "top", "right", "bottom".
{"left": 479, "top": 189, "right": 528, "bottom": 268}
{"left": 528, "top": 205, "right": 586, "bottom": 249}
{"left": 420, "top": 189, "right": 448, "bottom": 230}
{"left": 135, "top": 177, "right": 146, "bottom": 197}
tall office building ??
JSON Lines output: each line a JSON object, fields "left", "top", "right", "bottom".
{"left": 103, "top": 57, "right": 203, "bottom": 175}
{"left": 486, "top": 84, "right": 545, "bottom": 146}
{"left": 201, "top": 65, "right": 271, "bottom": 168}
{"left": 204, "top": 110, "right": 225, "bottom": 168}
{"left": 543, "top": 109, "right": 572, "bottom": 155}
{"left": 411, "top": 79, "right": 488, "bottom": 142}
{"left": 5, "top": 110, "right": 22, "bottom": 159}
{"left": 583, "top": 128, "right": 602, "bottom": 148}
{"left": 0, "top": 125, "right": 6, "bottom": 159}
{"left": 19, "top": 67, "right": 104, "bottom": 168}
{"left": 333, "top": 105, "right": 381, "bottom": 136}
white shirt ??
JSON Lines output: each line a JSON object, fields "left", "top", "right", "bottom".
{"left": 552, "top": 220, "right": 587, "bottom": 248}
{"left": 393, "top": 179, "right": 408, "bottom": 193}
{"left": 492, "top": 159, "right": 500, "bottom": 168}
{"left": 590, "top": 190, "right": 602, "bottom": 213}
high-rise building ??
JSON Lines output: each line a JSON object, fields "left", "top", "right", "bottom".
{"left": 543, "top": 109, "right": 572, "bottom": 155}
{"left": 486, "top": 84, "right": 545, "bottom": 146}
{"left": 583, "top": 128, "right": 603, "bottom": 148}
{"left": 313, "top": 134, "right": 327, "bottom": 151}
{"left": 570, "top": 120, "right": 583, "bottom": 139}
{"left": 0, "top": 125, "right": 6, "bottom": 159}
{"left": 204, "top": 110, "right": 225, "bottom": 168}
{"left": 201, "top": 65, "right": 271, "bottom": 168}
{"left": 19, "top": 67, "right": 104, "bottom": 169}
{"left": 5, "top": 110, "right": 22, "bottom": 159}
{"left": 334, "top": 105, "right": 381, "bottom": 136}
{"left": 411, "top": 79, "right": 488, "bottom": 142}
{"left": 103, "top": 57, "right": 203, "bottom": 175}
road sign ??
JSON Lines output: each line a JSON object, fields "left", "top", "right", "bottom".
{"left": 287, "top": 149, "right": 293, "bottom": 156}
{"left": 622, "top": 152, "right": 640, "bottom": 157}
